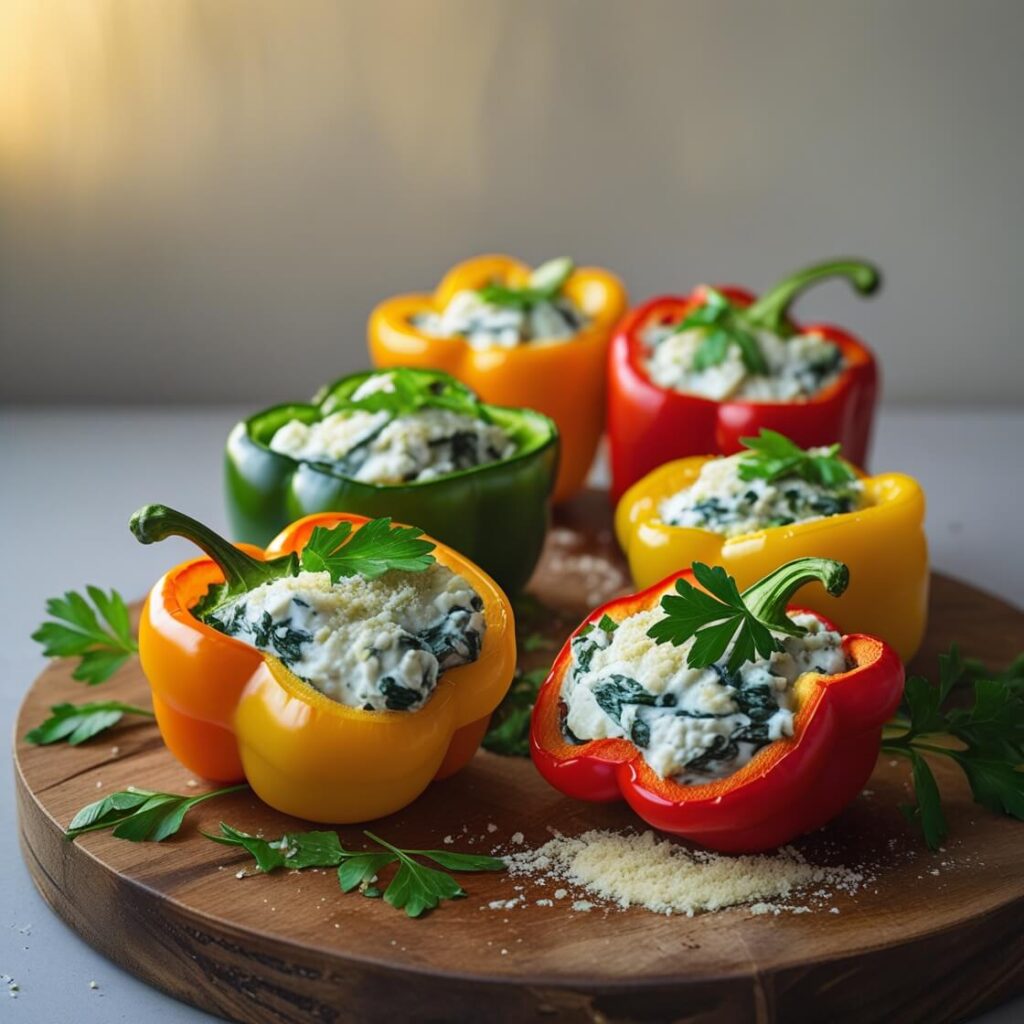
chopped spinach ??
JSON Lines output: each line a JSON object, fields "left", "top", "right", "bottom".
{"left": 379, "top": 677, "right": 423, "bottom": 711}
{"left": 593, "top": 675, "right": 660, "bottom": 722}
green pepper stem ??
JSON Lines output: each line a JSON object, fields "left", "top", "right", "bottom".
{"left": 129, "top": 504, "right": 288, "bottom": 592}
{"left": 741, "top": 557, "right": 849, "bottom": 636}
{"left": 744, "top": 259, "right": 881, "bottom": 335}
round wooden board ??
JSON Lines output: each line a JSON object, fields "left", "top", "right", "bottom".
{"left": 14, "top": 492, "right": 1024, "bottom": 1024}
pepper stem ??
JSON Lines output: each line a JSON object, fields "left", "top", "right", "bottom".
{"left": 129, "top": 504, "right": 291, "bottom": 594}
{"left": 744, "top": 259, "right": 881, "bottom": 335}
{"left": 741, "top": 557, "right": 849, "bottom": 637}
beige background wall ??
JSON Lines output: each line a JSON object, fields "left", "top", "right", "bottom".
{"left": 1, "top": 0, "right": 1021, "bottom": 405}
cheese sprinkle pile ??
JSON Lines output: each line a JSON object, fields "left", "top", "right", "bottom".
{"left": 505, "top": 830, "right": 864, "bottom": 916}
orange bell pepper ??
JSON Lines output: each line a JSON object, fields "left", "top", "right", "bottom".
{"left": 368, "top": 254, "right": 627, "bottom": 502}
{"left": 615, "top": 455, "right": 928, "bottom": 661}
{"left": 131, "top": 505, "right": 516, "bottom": 822}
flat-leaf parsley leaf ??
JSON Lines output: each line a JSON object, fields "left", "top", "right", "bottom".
{"left": 32, "top": 587, "right": 138, "bottom": 685}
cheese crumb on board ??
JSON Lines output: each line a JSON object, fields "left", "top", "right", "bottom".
{"left": 505, "top": 829, "right": 864, "bottom": 916}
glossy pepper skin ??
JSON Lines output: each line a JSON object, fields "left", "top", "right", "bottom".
{"left": 530, "top": 566, "right": 904, "bottom": 853}
{"left": 607, "top": 260, "right": 881, "bottom": 501}
{"left": 133, "top": 508, "right": 516, "bottom": 823}
{"left": 225, "top": 368, "right": 558, "bottom": 594}
{"left": 615, "top": 456, "right": 928, "bottom": 661}
{"left": 368, "top": 254, "right": 627, "bottom": 503}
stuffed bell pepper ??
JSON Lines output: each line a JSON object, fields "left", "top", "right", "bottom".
{"left": 226, "top": 368, "right": 558, "bottom": 594}
{"left": 131, "top": 505, "right": 516, "bottom": 822}
{"left": 615, "top": 430, "right": 928, "bottom": 660}
{"left": 607, "top": 258, "right": 881, "bottom": 500}
{"left": 530, "top": 557, "right": 904, "bottom": 852}
{"left": 369, "top": 255, "right": 627, "bottom": 502}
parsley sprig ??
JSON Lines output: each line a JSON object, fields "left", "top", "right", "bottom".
{"left": 130, "top": 505, "right": 436, "bottom": 622}
{"left": 32, "top": 587, "right": 138, "bottom": 685}
{"left": 668, "top": 259, "right": 881, "bottom": 374}
{"left": 300, "top": 517, "right": 435, "bottom": 581}
{"left": 674, "top": 287, "right": 769, "bottom": 375}
{"left": 648, "top": 558, "right": 849, "bottom": 673}
{"left": 67, "top": 784, "right": 247, "bottom": 842}
{"left": 207, "top": 822, "right": 505, "bottom": 917}
{"left": 738, "top": 429, "right": 857, "bottom": 487}
{"left": 883, "top": 645, "right": 1024, "bottom": 849}
{"left": 330, "top": 368, "right": 485, "bottom": 421}
{"left": 483, "top": 667, "right": 548, "bottom": 757}
{"left": 26, "top": 700, "right": 154, "bottom": 746}
{"left": 477, "top": 257, "right": 574, "bottom": 310}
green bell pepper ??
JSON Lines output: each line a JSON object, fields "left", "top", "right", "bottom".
{"left": 225, "top": 368, "right": 559, "bottom": 593}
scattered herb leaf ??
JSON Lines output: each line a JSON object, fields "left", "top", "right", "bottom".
{"left": 67, "top": 784, "right": 247, "bottom": 842}
{"left": 205, "top": 822, "right": 346, "bottom": 872}
{"left": 32, "top": 587, "right": 138, "bottom": 685}
{"left": 737, "top": 429, "right": 857, "bottom": 488}
{"left": 25, "top": 700, "right": 154, "bottom": 746}
{"left": 209, "top": 823, "right": 505, "bottom": 917}
{"left": 884, "top": 644, "right": 1024, "bottom": 849}
{"left": 483, "top": 667, "right": 548, "bottom": 757}
{"left": 522, "top": 632, "right": 554, "bottom": 652}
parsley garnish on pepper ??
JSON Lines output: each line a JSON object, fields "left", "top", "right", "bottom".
{"left": 674, "top": 287, "right": 770, "bottom": 375}
{"left": 300, "top": 517, "right": 435, "bottom": 581}
{"left": 737, "top": 429, "right": 857, "bottom": 487}
{"left": 883, "top": 645, "right": 1024, "bottom": 849}
{"left": 476, "top": 257, "right": 574, "bottom": 311}
{"left": 335, "top": 367, "right": 486, "bottom": 421}
{"left": 647, "top": 558, "right": 849, "bottom": 673}
{"left": 128, "top": 505, "right": 436, "bottom": 623}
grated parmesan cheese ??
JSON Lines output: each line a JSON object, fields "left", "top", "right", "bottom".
{"left": 505, "top": 829, "right": 864, "bottom": 916}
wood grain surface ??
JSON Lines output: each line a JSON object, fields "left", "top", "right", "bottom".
{"left": 14, "top": 492, "right": 1024, "bottom": 1024}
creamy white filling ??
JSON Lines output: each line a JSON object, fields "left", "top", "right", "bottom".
{"left": 412, "top": 289, "right": 586, "bottom": 349}
{"left": 643, "top": 323, "right": 843, "bottom": 400}
{"left": 561, "top": 610, "right": 848, "bottom": 783}
{"left": 659, "top": 453, "right": 864, "bottom": 538}
{"left": 269, "top": 406, "right": 515, "bottom": 484}
{"left": 207, "top": 567, "right": 486, "bottom": 711}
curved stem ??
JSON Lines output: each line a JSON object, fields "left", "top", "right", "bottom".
{"left": 741, "top": 557, "right": 849, "bottom": 637}
{"left": 744, "top": 259, "right": 881, "bottom": 335}
{"left": 129, "top": 504, "right": 287, "bottom": 593}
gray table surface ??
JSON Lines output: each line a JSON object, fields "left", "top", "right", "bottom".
{"left": 2, "top": 404, "right": 1022, "bottom": 1023}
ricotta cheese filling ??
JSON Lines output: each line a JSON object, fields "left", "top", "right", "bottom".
{"left": 412, "top": 289, "right": 587, "bottom": 349}
{"left": 659, "top": 453, "right": 864, "bottom": 538}
{"left": 269, "top": 406, "right": 514, "bottom": 485}
{"left": 643, "top": 322, "right": 843, "bottom": 401}
{"left": 206, "top": 566, "right": 486, "bottom": 711}
{"left": 561, "top": 611, "right": 848, "bottom": 783}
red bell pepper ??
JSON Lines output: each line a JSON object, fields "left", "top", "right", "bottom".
{"left": 607, "top": 260, "right": 881, "bottom": 501}
{"left": 529, "top": 558, "right": 904, "bottom": 853}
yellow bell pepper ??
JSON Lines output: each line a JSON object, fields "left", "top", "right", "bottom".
{"left": 615, "top": 457, "right": 928, "bottom": 660}
{"left": 368, "top": 254, "right": 627, "bottom": 502}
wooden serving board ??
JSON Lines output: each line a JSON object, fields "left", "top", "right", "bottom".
{"left": 14, "top": 492, "right": 1024, "bottom": 1024}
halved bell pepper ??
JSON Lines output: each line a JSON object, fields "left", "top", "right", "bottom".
{"left": 131, "top": 505, "right": 516, "bottom": 823}
{"left": 607, "top": 260, "right": 881, "bottom": 500}
{"left": 368, "top": 254, "right": 627, "bottom": 502}
{"left": 615, "top": 454, "right": 928, "bottom": 661}
{"left": 530, "top": 559, "right": 904, "bottom": 852}
{"left": 225, "top": 368, "right": 558, "bottom": 594}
